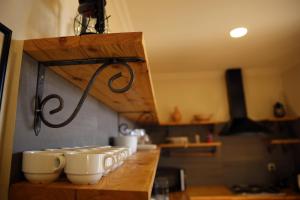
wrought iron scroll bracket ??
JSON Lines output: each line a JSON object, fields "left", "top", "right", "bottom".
{"left": 34, "top": 57, "right": 144, "bottom": 136}
{"left": 118, "top": 111, "right": 155, "bottom": 135}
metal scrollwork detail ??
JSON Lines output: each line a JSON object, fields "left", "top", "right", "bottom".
{"left": 118, "top": 111, "right": 155, "bottom": 136}
{"left": 35, "top": 61, "right": 134, "bottom": 134}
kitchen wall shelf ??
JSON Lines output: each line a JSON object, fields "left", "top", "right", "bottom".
{"left": 270, "top": 139, "right": 300, "bottom": 145}
{"left": 259, "top": 116, "right": 299, "bottom": 122}
{"left": 23, "top": 32, "right": 158, "bottom": 135}
{"left": 159, "top": 116, "right": 299, "bottom": 127}
{"left": 160, "top": 121, "right": 227, "bottom": 126}
{"left": 158, "top": 117, "right": 299, "bottom": 139}
{"left": 169, "top": 152, "right": 216, "bottom": 157}
{"left": 159, "top": 142, "right": 221, "bottom": 157}
{"left": 159, "top": 142, "right": 222, "bottom": 148}
{"left": 10, "top": 149, "right": 160, "bottom": 200}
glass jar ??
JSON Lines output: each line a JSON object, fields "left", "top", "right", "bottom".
{"left": 153, "top": 177, "right": 169, "bottom": 200}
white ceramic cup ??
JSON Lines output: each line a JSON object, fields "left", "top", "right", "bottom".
{"left": 110, "top": 147, "right": 130, "bottom": 162}
{"left": 87, "top": 149, "right": 121, "bottom": 172}
{"left": 44, "top": 149, "right": 75, "bottom": 156}
{"left": 104, "top": 149, "right": 125, "bottom": 168}
{"left": 114, "top": 136, "right": 138, "bottom": 155}
{"left": 22, "top": 151, "right": 65, "bottom": 184}
{"left": 101, "top": 150, "right": 119, "bottom": 173}
{"left": 64, "top": 152, "right": 115, "bottom": 184}
{"left": 89, "top": 146, "right": 112, "bottom": 152}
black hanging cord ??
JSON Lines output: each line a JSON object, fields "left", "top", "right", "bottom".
{"left": 34, "top": 60, "right": 136, "bottom": 135}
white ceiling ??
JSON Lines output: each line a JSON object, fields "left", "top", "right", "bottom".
{"left": 120, "top": 0, "right": 300, "bottom": 73}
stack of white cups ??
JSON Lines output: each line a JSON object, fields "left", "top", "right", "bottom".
{"left": 22, "top": 145, "right": 132, "bottom": 185}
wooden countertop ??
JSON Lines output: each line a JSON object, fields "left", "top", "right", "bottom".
{"left": 170, "top": 186, "right": 300, "bottom": 200}
{"left": 9, "top": 149, "right": 160, "bottom": 200}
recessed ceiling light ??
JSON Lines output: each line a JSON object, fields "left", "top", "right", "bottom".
{"left": 230, "top": 27, "right": 248, "bottom": 38}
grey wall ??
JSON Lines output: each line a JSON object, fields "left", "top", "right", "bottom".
{"left": 146, "top": 123, "right": 299, "bottom": 187}
{"left": 11, "top": 54, "right": 133, "bottom": 181}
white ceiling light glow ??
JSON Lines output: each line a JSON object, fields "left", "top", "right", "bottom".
{"left": 230, "top": 27, "right": 248, "bottom": 38}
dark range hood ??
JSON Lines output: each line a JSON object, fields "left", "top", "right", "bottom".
{"left": 221, "top": 68, "right": 268, "bottom": 135}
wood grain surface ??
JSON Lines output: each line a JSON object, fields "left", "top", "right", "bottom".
{"left": 9, "top": 149, "right": 160, "bottom": 200}
{"left": 23, "top": 33, "right": 158, "bottom": 124}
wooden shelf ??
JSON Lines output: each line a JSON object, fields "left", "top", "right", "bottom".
{"left": 259, "top": 116, "right": 299, "bottom": 122}
{"left": 23, "top": 32, "right": 158, "bottom": 124}
{"left": 9, "top": 149, "right": 160, "bottom": 200}
{"left": 160, "top": 116, "right": 300, "bottom": 126}
{"left": 159, "top": 142, "right": 222, "bottom": 149}
{"left": 169, "top": 152, "right": 216, "bottom": 157}
{"left": 160, "top": 121, "right": 226, "bottom": 126}
{"left": 270, "top": 139, "right": 300, "bottom": 145}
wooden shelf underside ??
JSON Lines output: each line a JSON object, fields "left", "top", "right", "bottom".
{"left": 23, "top": 32, "right": 158, "bottom": 124}
{"left": 10, "top": 150, "right": 160, "bottom": 200}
